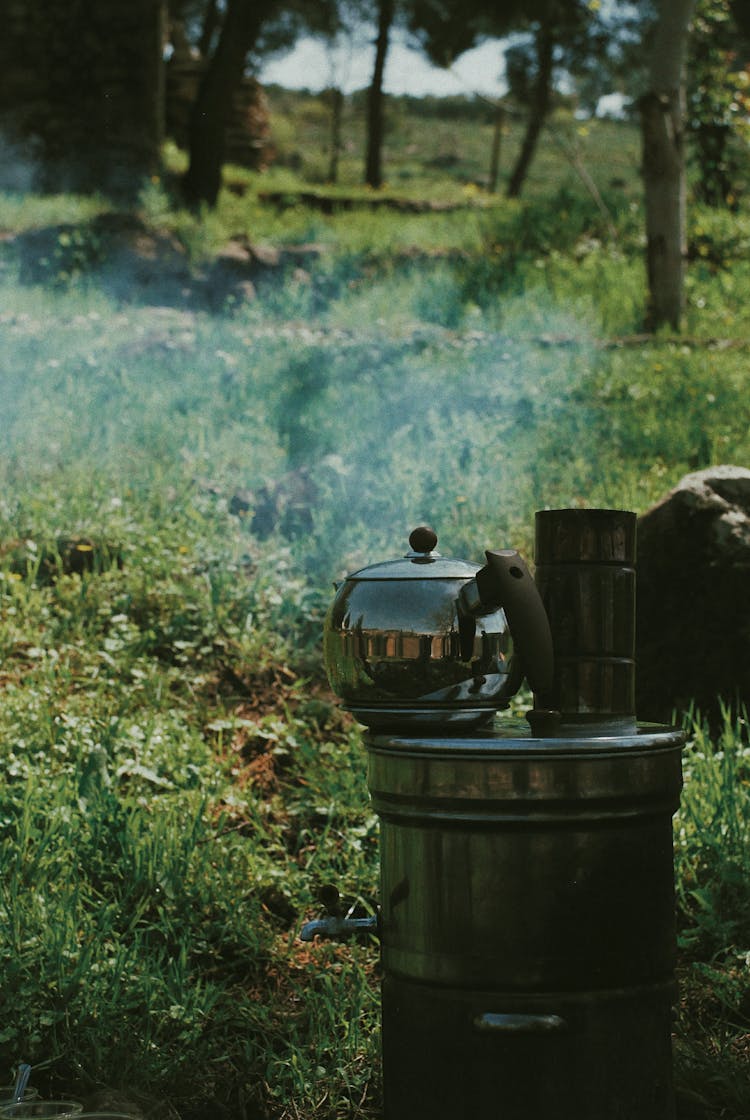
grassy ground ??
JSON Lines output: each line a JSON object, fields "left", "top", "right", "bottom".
{"left": 0, "top": 93, "right": 749, "bottom": 1117}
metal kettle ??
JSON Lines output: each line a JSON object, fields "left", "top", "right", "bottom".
{"left": 323, "top": 526, "right": 554, "bottom": 731}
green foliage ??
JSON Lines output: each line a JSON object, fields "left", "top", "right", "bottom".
{"left": 0, "top": 528, "right": 378, "bottom": 1112}
{"left": 0, "top": 111, "right": 750, "bottom": 1113}
{"left": 688, "top": 0, "right": 750, "bottom": 208}
{"left": 673, "top": 709, "right": 750, "bottom": 1120}
{"left": 261, "top": 87, "right": 641, "bottom": 198}
{"left": 456, "top": 182, "right": 639, "bottom": 313}
{"left": 676, "top": 708, "right": 750, "bottom": 954}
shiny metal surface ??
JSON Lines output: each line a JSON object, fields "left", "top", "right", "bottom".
{"left": 323, "top": 529, "right": 523, "bottom": 725}
{"left": 322, "top": 528, "right": 562, "bottom": 729}
{"left": 319, "top": 510, "right": 684, "bottom": 1119}
{"left": 367, "top": 725, "right": 683, "bottom": 992}
{"left": 299, "top": 914, "right": 378, "bottom": 942}
{"left": 325, "top": 576, "right": 515, "bottom": 715}
{"left": 371, "top": 723, "right": 683, "bottom": 1119}
{"left": 342, "top": 705, "right": 498, "bottom": 731}
{"left": 473, "top": 1011, "right": 568, "bottom": 1033}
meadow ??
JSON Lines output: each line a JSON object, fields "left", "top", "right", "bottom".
{"left": 0, "top": 90, "right": 749, "bottom": 1118}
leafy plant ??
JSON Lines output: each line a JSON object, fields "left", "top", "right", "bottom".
{"left": 673, "top": 708, "right": 750, "bottom": 1120}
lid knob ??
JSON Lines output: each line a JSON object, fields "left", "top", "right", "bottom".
{"left": 409, "top": 525, "right": 438, "bottom": 553}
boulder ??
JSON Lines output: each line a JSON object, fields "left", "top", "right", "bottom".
{"left": 636, "top": 465, "right": 750, "bottom": 724}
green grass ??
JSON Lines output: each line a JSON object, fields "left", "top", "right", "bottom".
{"left": 0, "top": 99, "right": 749, "bottom": 1116}
{"left": 673, "top": 709, "right": 750, "bottom": 1120}
{"left": 262, "top": 88, "right": 644, "bottom": 200}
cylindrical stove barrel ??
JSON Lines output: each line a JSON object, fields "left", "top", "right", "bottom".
{"left": 534, "top": 508, "right": 637, "bottom": 731}
{"left": 380, "top": 976, "right": 676, "bottom": 1120}
{"left": 367, "top": 725, "right": 683, "bottom": 1120}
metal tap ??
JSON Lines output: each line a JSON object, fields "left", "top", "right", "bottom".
{"left": 300, "top": 914, "right": 379, "bottom": 941}
{"left": 300, "top": 884, "right": 379, "bottom": 942}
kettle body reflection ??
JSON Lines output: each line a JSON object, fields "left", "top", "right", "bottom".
{"left": 323, "top": 527, "right": 553, "bottom": 732}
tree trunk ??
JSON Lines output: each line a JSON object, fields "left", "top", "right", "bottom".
{"left": 327, "top": 87, "right": 344, "bottom": 184}
{"left": 365, "top": 0, "right": 395, "bottom": 189}
{"left": 182, "top": 0, "right": 264, "bottom": 207}
{"left": 198, "top": 0, "right": 221, "bottom": 57}
{"left": 640, "top": 0, "right": 696, "bottom": 331}
{"left": 488, "top": 102, "right": 505, "bottom": 193}
{"left": 506, "top": 19, "right": 554, "bottom": 199}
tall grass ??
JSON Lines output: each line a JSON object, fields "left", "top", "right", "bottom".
{"left": 673, "top": 709, "right": 750, "bottom": 1120}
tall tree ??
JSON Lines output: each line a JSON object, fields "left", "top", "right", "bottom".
{"left": 409, "top": 0, "right": 618, "bottom": 197}
{"left": 305, "top": 0, "right": 395, "bottom": 190}
{"left": 181, "top": 0, "right": 334, "bottom": 207}
{"left": 309, "top": 1, "right": 370, "bottom": 184}
{"left": 408, "top": 0, "right": 524, "bottom": 190}
{"left": 504, "top": 1, "right": 618, "bottom": 198}
{"left": 364, "top": 0, "right": 396, "bottom": 187}
{"left": 504, "top": 14, "right": 556, "bottom": 198}
{"left": 640, "top": 0, "right": 696, "bottom": 330}
{"left": 182, "top": 0, "right": 267, "bottom": 206}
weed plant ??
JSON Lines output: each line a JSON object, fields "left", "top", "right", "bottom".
{"left": 0, "top": 108, "right": 748, "bottom": 1116}
{"left": 673, "top": 709, "right": 750, "bottom": 1120}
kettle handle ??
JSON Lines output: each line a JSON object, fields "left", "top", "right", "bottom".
{"left": 476, "top": 550, "right": 555, "bottom": 708}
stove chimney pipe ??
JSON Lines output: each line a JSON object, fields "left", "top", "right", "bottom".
{"left": 533, "top": 508, "right": 637, "bottom": 733}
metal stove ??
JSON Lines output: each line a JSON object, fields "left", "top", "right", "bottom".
{"left": 304, "top": 508, "right": 684, "bottom": 1120}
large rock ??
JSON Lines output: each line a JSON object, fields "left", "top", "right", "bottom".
{"left": 636, "top": 466, "right": 750, "bottom": 724}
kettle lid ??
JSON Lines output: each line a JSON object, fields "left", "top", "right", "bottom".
{"left": 345, "top": 526, "right": 479, "bottom": 581}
